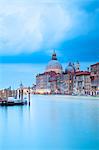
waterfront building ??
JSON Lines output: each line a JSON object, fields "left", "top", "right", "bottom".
{"left": 36, "top": 72, "right": 51, "bottom": 94}
{"left": 36, "top": 51, "right": 63, "bottom": 94}
{"left": 75, "top": 61, "right": 80, "bottom": 72}
{"left": 17, "top": 86, "right": 33, "bottom": 95}
{"left": 74, "top": 71, "right": 91, "bottom": 95}
{"left": 90, "top": 63, "right": 99, "bottom": 95}
{"left": 0, "top": 87, "right": 17, "bottom": 99}
{"left": 35, "top": 51, "right": 98, "bottom": 96}
{"left": 32, "top": 84, "right": 36, "bottom": 94}
{"left": 36, "top": 51, "right": 77, "bottom": 94}
{"left": 60, "top": 62, "right": 76, "bottom": 94}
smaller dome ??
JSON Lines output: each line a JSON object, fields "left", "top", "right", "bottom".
{"left": 65, "top": 62, "right": 75, "bottom": 74}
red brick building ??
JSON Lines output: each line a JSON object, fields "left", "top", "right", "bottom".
{"left": 90, "top": 63, "right": 99, "bottom": 95}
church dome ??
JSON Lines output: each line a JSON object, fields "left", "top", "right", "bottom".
{"left": 46, "top": 51, "right": 62, "bottom": 74}
{"left": 65, "top": 62, "right": 75, "bottom": 74}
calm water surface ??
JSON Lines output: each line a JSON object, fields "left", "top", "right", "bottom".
{"left": 0, "top": 95, "right": 99, "bottom": 150}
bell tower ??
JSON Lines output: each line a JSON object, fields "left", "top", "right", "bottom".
{"left": 76, "top": 61, "right": 80, "bottom": 72}
{"left": 52, "top": 50, "right": 57, "bottom": 60}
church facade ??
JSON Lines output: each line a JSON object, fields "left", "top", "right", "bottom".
{"left": 36, "top": 51, "right": 81, "bottom": 95}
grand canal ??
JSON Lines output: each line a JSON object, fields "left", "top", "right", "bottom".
{"left": 0, "top": 95, "right": 99, "bottom": 149}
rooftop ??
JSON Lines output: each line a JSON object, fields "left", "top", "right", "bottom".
{"left": 91, "top": 62, "right": 99, "bottom": 67}
{"left": 76, "top": 71, "right": 90, "bottom": 76}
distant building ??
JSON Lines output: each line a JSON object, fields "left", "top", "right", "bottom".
{"left": 36, "top": 51, "right": 63, "bottom": 94}
{"left": 35, "top": 51, "right": 99, "bottom": 96}
{"left": 90, "top": 63, "right": 99, "bottom": 95}
{"left": 75, "top": 61, "right": 80, "bottom": 72}
{"left": 74, "top": 71, "right": 91, "bottom": 95}
{"left": 36, "top": 51, "right": 77, "bottom": 94}
{"left": 36, "top": 72, "right": 51, "bottom": 94}
{"left": 0, "top": 87, "right": 17, "bottom": 99}
{"left": 17, "top": 83, "right": 33, "bottom": 98}
{"left": 61, "top": 62, "right": 76, "bottom": 94}
{"left": 32, "top": 84, "right": 36, "bottom": 94}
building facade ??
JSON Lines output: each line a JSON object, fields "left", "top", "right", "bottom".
{"left": 35, "top": 51, "right": 99, "bottom": 96}
{"left": 36, "top": 51, "right": 63, "bottom": 94}
{"left": 90, "top": 63, "right": 99, "bottom": 95}
{"left": 36, "top": 51, "right": 77, "bottom": 94}
{"left": 74, "top": 71, "right": 91, "bottom": 95}
{"left": 36, "top": 72, "right": 51, "bottom": 94}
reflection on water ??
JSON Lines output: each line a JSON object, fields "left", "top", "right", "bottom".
{"left": 0, "top": 95, "right": 99, "bottom": 149}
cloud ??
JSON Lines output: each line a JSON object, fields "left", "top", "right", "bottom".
{"left": 0, "top": 0, "right": 98, "bottom": 55}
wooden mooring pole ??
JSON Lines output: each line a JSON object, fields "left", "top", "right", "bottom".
{"left": 28, "top": 87, "right": 30, "bottom": 106}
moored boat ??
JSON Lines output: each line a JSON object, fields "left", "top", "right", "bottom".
{"left": 0, "top": 97, "right": 28, "bottom": 106}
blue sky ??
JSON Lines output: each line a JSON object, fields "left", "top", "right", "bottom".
{"left": 0, "top": 0, "right": 99, "bottom": 63}
{"left": 0, "top": 62, "right": 95, "bottom": 89}
{"left": 0, "top": 0, "right": 99, "bottom": 88}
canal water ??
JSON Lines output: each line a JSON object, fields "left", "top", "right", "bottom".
{"left": 0, "top": 95, "right": 99, "bottom": 150}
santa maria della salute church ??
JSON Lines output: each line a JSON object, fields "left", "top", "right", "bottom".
{"left": 36, "top": 51, "right": 99, "bottom": 96}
